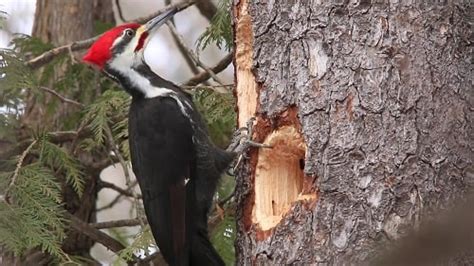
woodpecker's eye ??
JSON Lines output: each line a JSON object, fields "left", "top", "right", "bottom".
{"left": 124, "top": 29, "right": 134, "bottom": 37}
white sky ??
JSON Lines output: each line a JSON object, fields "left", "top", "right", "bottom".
{"left": 0, "top": 0, "right": 232, "bottom": 83}
{"left": 0, "top": 0, "right": 35, "bottom": 47}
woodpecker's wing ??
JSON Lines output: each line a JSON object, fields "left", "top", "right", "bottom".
{"left": 128, "top": 96, "right": 195, "bottom": 265}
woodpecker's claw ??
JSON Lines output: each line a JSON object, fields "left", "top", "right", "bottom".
{"left": 227, "top": 117, "right": 271, "bottom": 154}
{"left": 246, "top": 140, "right": 272, "bottom": 149}
{"left": 226, "top": 117, "right": 271, "bottom": 175}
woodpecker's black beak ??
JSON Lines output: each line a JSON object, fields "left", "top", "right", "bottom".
{"left": 139, "top": 8, "right": 177, "bottom": 34}
{"left": 133, "top": 8, "right": 177, "bottom": 52}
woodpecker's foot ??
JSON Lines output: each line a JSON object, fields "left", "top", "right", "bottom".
{"left": 226, "top": 117, "right": 271, "bottom": 175}
{"left": 227, "top": 117, "right": 271, "bottom": 154}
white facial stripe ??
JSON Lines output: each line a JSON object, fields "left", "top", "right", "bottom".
{"left": 111, "top": 34, "right": 123, "bottom": 48}
{"left": 109, "top": 54, "right": 194, "bottom": 125}
{"left": 108, "top": 36, "right": 195, "bottom": 125}
{"left": 109, "top": 47, "right": 171, "bottom": 98}
{"left": 111, "top": 29, "right": 131, "bottom": 48}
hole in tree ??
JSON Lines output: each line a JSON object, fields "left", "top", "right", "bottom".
{"left": 252, "top": 126, "right": 314, "bottom": 231}
{"left": 299, "top": 158, "right": 305, "bottom": 170}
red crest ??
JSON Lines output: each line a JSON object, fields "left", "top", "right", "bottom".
{"left": 83, "top": 23, "right": 141, "bottom": 69}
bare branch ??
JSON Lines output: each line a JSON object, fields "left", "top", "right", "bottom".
{"left": 98, "top": 180, "right": 141, "bottom": 198}
{"left": 47, "top": 129, "right": 92, "bottom": 145}
{"left": 103, "top": 125, "right": 146, "bottom": 228}
{"left": 65, "top": 213, "right": 132, "bottom": 255}
{"left": 47, "top": 131, "right": 79, "bottom": 142}
{"left": 163, "top": 0, "right": 208, "bottom": 82}
{"left": 166, "top": 22, "right": 228, "bottom": 92}
{"left": 68, "top": 213, "right": 166, "bottom": 264}
{"left": 91, "top": 218, "right": 145, "bottom": 229}
{"left": 38, "top": 86, "right": 84, "bottom": 107}
{"left": 96, "top": 180, "right": 137, "bottom": 212}
{"left": 26, "top": 0, "right": 195, "bottom": 69}
{"left": 132, "top": 0, "right": 194, "bottom": 24}
{"left": 96, "top": 193, "right": 125, "bottom": 212}
{"left": 183, "top": 53, "right": 233, "bottom": 87}
{"left": 114, "top": 0, "right": 127, "bottom": 22}
{"left": 26, "top": 37, "right": 99, "bottom": 69}
{"left": 104, "top": 126, "right": 131, "bottom": 188}
{"left": 181, "top": 84, "right": 233, "bottom": 89}
{"left": 85, "top": 157, "right": 117, "bottom": 172}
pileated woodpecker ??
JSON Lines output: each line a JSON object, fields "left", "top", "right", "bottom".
{"left": 83, "top": 8, "right": 237, "bottom": 265}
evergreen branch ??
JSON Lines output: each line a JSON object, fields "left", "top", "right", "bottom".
{"left": 83, "top": 90, "right": 129, "bottom": 147}
{"left": 25, "top": 0, "right": 195, "bottom": 69}
{"left": 4, "top": 139, "right": 37, "bottom": 203}
{"left": 166, "top": 22, "right": 228, "bottom": 92}
{"left": 13, "top": 183, "right": 64, "bottom": 234}
{"left": 183, "top": 53, "right": 233, "bottom": 87}
{"left": 91, "top": 218, "right": 145, "bottom": 229}
{"left": 38, "top": 86, "right": 84, "bottom": 107}
{"left": 0, "top": 131, "right": 86, "bottom": 165}
{"left": 38, "top": 139, "right": 85, "bottom": 195}
{"left": 196, "top": 0, "right": 232, "bottom": 51}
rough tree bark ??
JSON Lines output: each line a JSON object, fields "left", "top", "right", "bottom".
{"left": 233, "top": 1, "right": 472, "bottom": 264}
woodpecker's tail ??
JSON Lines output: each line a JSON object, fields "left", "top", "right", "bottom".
{"left": 190, "top": 228, "right": 225, "bottom": 266}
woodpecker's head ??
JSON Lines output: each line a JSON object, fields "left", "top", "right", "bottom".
{"left": 83, "top": 8, "right": 176, "bottom": 71}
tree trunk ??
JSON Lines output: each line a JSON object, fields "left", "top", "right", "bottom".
{"left": 32, "top": 0, "right": 94, "bottom": 45}
{"left": 233, "top": 1, "right": 473, "bottom": 264}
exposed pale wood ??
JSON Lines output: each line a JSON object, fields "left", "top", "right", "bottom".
{"left": 252, "top": 126, "right": 315, "bottom": 231}
{"left": 234, "top": 0, "right": 258, "bottom": 128}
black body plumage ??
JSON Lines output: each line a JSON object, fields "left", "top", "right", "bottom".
{"left": 105, "top": 62, "right": 233, "bottom": 265}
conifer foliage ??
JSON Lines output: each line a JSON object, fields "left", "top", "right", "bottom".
{"left": 0, "top": 1, "right": 235, "bottom": 264}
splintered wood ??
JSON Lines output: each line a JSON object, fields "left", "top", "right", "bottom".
{"left": 234, "top": 0, "right": 258, "bottom": 128}
{"left": 252, "top": 126, "right": 315, "bottom": 231}
{"left": 234, "top": 0, "right": 317, "bottom": 232}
